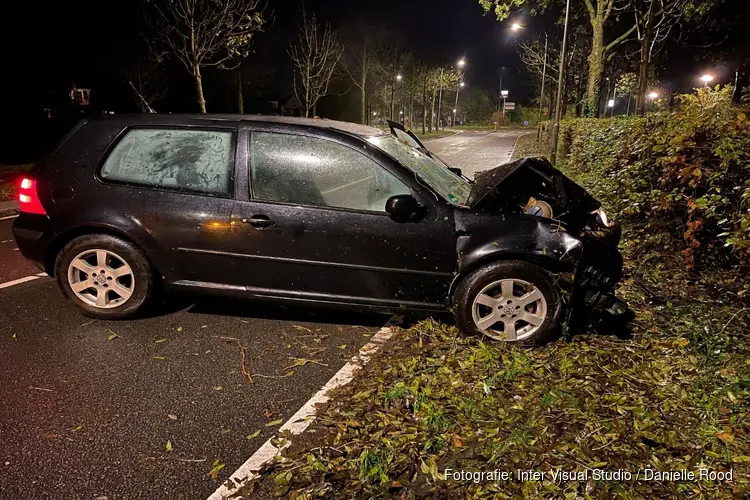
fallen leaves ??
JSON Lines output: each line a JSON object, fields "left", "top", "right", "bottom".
{"left": 246, "top": 430, "right": 262, "bottom": 439}
{"left": 106, "top": 329, "right": 120, "bottom": 341}
{"left": 242, "top": 313, "right": 750, "bottom": 499}
{"left": 264, "top": 418, "right": 283, "bottom": 427}
{"left": 165, "top": 440, "right": 173, "bottom": 452}
{"left": 208, "top": 459, "right": 225, "bottom": 480}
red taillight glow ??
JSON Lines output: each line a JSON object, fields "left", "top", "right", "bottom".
{"left": 18, "top": 177, "right": 47, "bottom": 215}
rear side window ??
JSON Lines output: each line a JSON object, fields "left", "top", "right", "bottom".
{"left": 100, "top": 128, "right": 234, "bottom": 195}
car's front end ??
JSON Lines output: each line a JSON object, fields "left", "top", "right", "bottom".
{"left": 463, "top": 157, "right": 633, "bottom": 336}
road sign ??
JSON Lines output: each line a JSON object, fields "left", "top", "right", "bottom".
{"left": 524, "top": 120, "right": 529, "bottom": 126}
{"left": 504, "top": 102, "right": 516, "bottom": 111}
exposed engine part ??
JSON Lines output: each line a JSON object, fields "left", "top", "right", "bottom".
{"left": 524, "top": 197, "right": 553, "bottom": 219}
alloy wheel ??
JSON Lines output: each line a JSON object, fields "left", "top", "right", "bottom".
{"left": 471, "top": 278, "right": 547, "bottom": 341}
{"left": 67, "top": 249, "right": 135, "bottom": 309}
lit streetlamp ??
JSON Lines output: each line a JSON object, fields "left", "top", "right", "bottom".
{"left": 511, "top": 22, "right": 522, "bottom": 31}
{"left": 701, "top": 74, "right": 714, "bottom": 84}
{"left": 438, "top": 58, "right": 466, "bottom": 131}
{"left": 454, "top": 82, "right": 466, "bottom": 126}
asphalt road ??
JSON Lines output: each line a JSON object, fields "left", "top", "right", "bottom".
{"left": 425, "top": 129, "right": 527, "bottom": 179}
{"left": 0, "top": 129, "right": 522, "bottom": 499}
{"left": 0, "top": 218, "right": 388, "bottom": 499}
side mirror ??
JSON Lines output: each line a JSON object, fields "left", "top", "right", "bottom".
{"left": 385, "top": 194, "right": 422, "bottom": 221}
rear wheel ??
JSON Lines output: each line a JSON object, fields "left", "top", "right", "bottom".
{"left": 55, "top": 234, "right": 154, "bottom": 319}
{"left": 453, "top": 260, "right": 562, "bottom": 347}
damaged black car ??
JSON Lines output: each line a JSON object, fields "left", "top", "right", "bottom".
{"left": 13, "top": 115, "right": 630, "bottom": 346}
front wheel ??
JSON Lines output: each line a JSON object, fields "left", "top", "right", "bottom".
{"left": 55, "top": 234, "right": 154, "bottom": 319}
{"left": 453, "top": 260, "right": 562, "bottom": 347}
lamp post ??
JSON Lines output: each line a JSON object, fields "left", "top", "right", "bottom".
{"left": 390, "top": 73, "right": 403, "bottom": 121}
{"left": 550, "top": 0, "right": 571, "bottom": 165}
{"left": 537, "top": 32, "right": 548, "bottom": 141}
{"left": 454, "top": 82, "right": 465, "bottom": 127}
{"left": 438, "top": 59, "right": 465, "bottom": 131}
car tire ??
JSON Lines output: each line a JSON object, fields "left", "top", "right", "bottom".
{"left": 55, "top": 234, "right": 154, "bottom": 320}
{"left": 453, "top": 260, "right": 562, "bottom": 347}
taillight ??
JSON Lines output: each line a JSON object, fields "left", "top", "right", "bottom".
{"left": 18, "top": 177, "right": 47, "bottom": 215}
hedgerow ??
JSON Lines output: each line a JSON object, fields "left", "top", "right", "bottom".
{"left": 556, "top": 86, "right": 750, "bottom": 272}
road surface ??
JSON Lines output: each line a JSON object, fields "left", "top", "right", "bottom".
{"left": 0, "top": 129, "right": 523, "bottom": 499}
{"left": 425, "top": 129, "right": 527, "bottom": 179}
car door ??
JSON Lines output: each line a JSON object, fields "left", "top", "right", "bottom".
{"left": 228, "top": 127, "right": 457, "bottom": 309}
{"left": 104, "top": 126, "right": 239, "bottom": 285}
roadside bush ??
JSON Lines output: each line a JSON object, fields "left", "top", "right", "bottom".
{"left": 557, "top": 86, "right": 750, "bottom": 271}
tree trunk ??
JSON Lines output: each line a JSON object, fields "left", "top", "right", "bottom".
{"left": 409, "top": 92, "right": 414, "bottom": 129}
{"left": 360, "top": 65, "right": 367, "bottom": 124}
{"left": 429, "top": 91, "right": 436, "bottom": 133}
{"left": 585, "top": 20, "right": 604, "bottom": 117}
{"left": 237, "top": 70, "right": 244, "bottom": 114}
{"left": 422, "top": 80, "right": 427, "bottom": 135}
{"left": 436, "top": 86, "right": 443, "bottom": 130}
{"left": 193, "top": 62, "right": 207, "bottom": 113}
{"left": 391, "top": 83, "right": 396, "bottom": 121}
{"left": 636, "top": 0, "right": 656, "bottom": 115}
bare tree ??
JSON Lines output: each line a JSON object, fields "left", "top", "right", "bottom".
{"left": 289, "top": 10, "right": 343, "bottom": 118}
{"left": 124, "top": 53, "right": 168, "bottom": 113}
{"left": 149, "top": 0, "right": 268, "bottom": 113}
{"left": 341, "top": 25, "right": 383, "bottom": 124}
{"left": 632, "top": 0, "right": 714, "bottom": 114}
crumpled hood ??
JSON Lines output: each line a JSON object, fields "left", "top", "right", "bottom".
{"left": 466, "top": 157, "right": 600, "bottom": 213}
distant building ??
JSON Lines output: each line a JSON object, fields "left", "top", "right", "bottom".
{"left": 70, "top": 84, "right": 91, "bottom": 106}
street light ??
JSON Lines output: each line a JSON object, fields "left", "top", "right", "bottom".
{"left": 457, "top": 59, "right": 466, "bottom": 68}
{"left": 648, "top": 92, "right": 658, "bottom": 99}
{"left": 511, "top": 22, "right": 522, "bottom": 31}
{"left": 396, "top": 74, "right": 403, "bottom": 81}
{"left": 550, "top": 0, "right": 571, "bottom": 165}
{"left": 701, "top": 74, "right": 714, "bottom": 84}
{"left": 454, "top": 82, "right": 466, "bottom": 126}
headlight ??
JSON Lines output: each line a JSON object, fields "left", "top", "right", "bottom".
{"left": 594, "top": 208, "right": 612, "bottom": 227}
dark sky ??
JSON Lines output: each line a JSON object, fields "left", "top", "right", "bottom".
{"left": 0, "top": 0, "right": 534, "bottom": 111}
{"left": 0, "top": 0, "right": 748, "bottom": 125}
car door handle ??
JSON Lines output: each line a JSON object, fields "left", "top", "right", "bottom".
{"left": 242, "top": 215, "right": 275, "bottom": 228}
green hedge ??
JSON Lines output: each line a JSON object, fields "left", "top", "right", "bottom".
{"left": 555, "top": 86, "right": 750, "bottom": 270}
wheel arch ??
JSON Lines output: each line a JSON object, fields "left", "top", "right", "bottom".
{"left": 449, "top": 251, "right": 575, "bottom": 300}
{"left": 44, "top": 224, "right": 159, "bottom": 278}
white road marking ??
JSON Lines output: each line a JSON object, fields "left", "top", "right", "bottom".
{"left": 207, "top": 315, "right": 401, "bottom": 500}
{"left": 0, "top": 273, "right": 48, "bottom": 290}
{"left": 0, "top": 215, "right": 19, "bottom": 221}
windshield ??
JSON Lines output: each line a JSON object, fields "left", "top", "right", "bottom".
{"left": 367, "top": 135, "right": 471, "bottom": 206}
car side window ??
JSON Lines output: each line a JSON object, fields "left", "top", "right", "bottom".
{"left": 250, "top": 132, "right": 411, "bottom": 212}
{"left": 100, "top": 128, "right": 234, "bottom": 196}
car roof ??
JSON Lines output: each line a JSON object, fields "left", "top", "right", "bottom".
{"left": 88, "top": 114, "right": 387, "bottom": 138}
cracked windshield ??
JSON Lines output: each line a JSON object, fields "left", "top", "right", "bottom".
{"left": 367, "top": 135, "right": 471, "bottom": 206}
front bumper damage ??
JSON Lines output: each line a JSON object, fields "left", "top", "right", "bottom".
{"left": 565, "top": 225, "right": 634, "bottom": 337}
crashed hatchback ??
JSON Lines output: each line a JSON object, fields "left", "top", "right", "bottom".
{"left": 13, "top": 115, "right": 630, "bottom": 346}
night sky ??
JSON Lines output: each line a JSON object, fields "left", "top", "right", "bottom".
{"left": 0, "top": 0, "right": 748, "bottom": 161}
